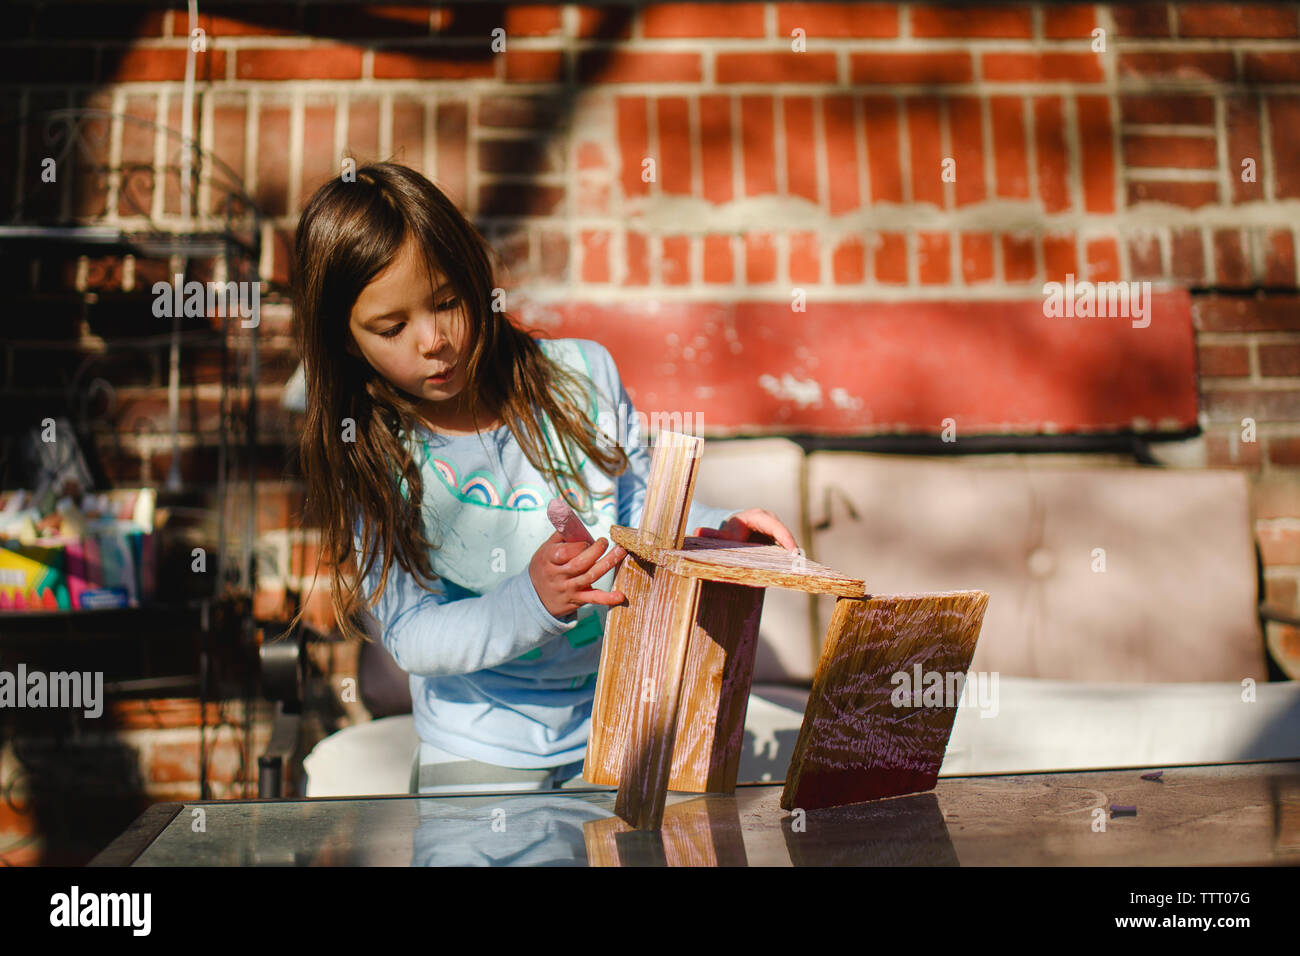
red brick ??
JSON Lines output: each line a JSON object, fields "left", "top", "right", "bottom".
{"left": 703, "top": 235, "right": 734, "bottom": 284}
{"left": 1002, "top": 233, "right": 1037, "bottom": 282}
{"left": 1205, "top": 431, "right": 1260, "bottom": 467}
{"left": 581, "top": 230, "right": 610, "bottom": 283}
{"left": 850, "top": 52, "right": 972, "bottom": 85}
{"left": 392, "top": 97, "right": 427, "bottom": 173}
{"left": 1262, "top": 230, "right": 1297, "bottom": 287}
{"left": 863, "top": 95, "right": 902, "bottom": 203}
{"left": 824, "top": 96, "right": 861, "bottom": 214}
{"left": 1244, "top": 52, "right": 1300, "bottom": 83}
{"left": 1177, "top": 4, "right": 1299, "bottom": 37}
{"left": 103, "top": 46, "right": 228, "bottom": 83}
{"left": 657, "top": 97, "right": 692, "bottom": 196}
{"left": 1077, "top": 96, "right": 1115, "bottom": 213}
{"left": 1227, "top": 96, "right": 1264, "bottom": 204}
{"left": 1260, "top": 344, "right": 1300, "bottom": 377}
{"left": 1119, "top": 52, "right": 1236, "bottom": 82}
{"left": 911, "top": 4, "right": 1032, "bottom": 36}
{"left": 741, "top": 96, "right": 777, "bottom": 196}
{"left": 1042, "top": 234, "right": 1078, "bottom": 281}
{"left": 1044, "top": 4, "right": 1098, "bottom": 37}
{"left": 150, "top": 739, "right": 247, "bottom": 786}
{"left": 346, "top": 97, "right": 380, "bottom": 164}
{"left": 303, "top": 4, "right": 431, "bottom": 37}
{"left": 716, "top": 52, "right": 837, "bottom": 84}
{"left": 1199, "top": 344, "right": 1251, "bottom": 377}
{"left": 785, "top": 97, "right": 818, "bottom": 203}
{"left": 1269, "top": 97, "right": 1300, "bottom": 198}
{"left": 1127, "top": 180, "right": 1220, "bottom": 208}
{"left": 949, "top": 96, "right": 985, "bottom": 207}
{"left": 1195, "top": 297, "right": 1300, "bottom": 332}
{"left": 983, "top": 53, "right": 1103, "bottom": 83}
{"left": 1112, "top": 4, "right": 1173, "bottom": 36}
{"left": 1120, "top": 94, "right": 1215, "bottom": 126}
{"left": 301, "top": 100, "right": 337, "bottom": 198}
{"left": 874, "top": 232, "right": 907, "bottom": 283}
{"left": 503, "top": 6, "right": 565, "bottom": 37}
{"left": 699, "top": 96, "right": 734, "bottom": 204}
{"left": 238, "top": 46, "right": 361, "bottom": 80}
{"left": 435, "top": 100, "right": 469, "bottom": 208}
{"left": 746, "top": 233, "right": 777, "bottom": 283}
{"left": 1264, "top": 574, "right": 1298, "bottom": 606}
{"left": 578, "top": 50, "right": 701, "bottom": 84}
{"left": 1267, "top": 437, "right": 1300, "bottom": 465}
{"left": 1214, "top": 230, "right": 1252, "bottom": 288}
{"left": 643, "top": 3, "right": 766, "bottom": 36}
{"left": 1171, "top": 227, "right": 1206, "bottom": 282}
{"left": 907, "top": 97, "right": 944, "bottom": 207}
{"left": 960, "top": 232, "right": 995, "bottom": 284}
{"left": 1206, "top": 389, "right": 1300, "bottom": 423}
{"left": 917, "top": 231, "right": 950, "bottom": 284}
{"left": 832, "top": 235, "right": 867, "bottom": 283}
{"left": 255, "top": 101, "right": 290, "bottom": 217}
{"left": 196, "top": 6, "right": 298, "bottom": 37}
{"left": 504, "top": 50, "right": 564, "bottom": 83}
{"left": 1259, "top": 527, "right": 1300, "bottom": 565}
{"left": 1123, "top": 134, "right": 1219, "bottom": 168}
{"left": 618, "top": 97, "right": 650, "bottom": 199}
{"left": 1086, "top": 237, "right": 1122, "bottom": 282}
{"left": 575, "top": 8, "right": 635, "bottom": 40}
{"left": 661, "top": 235, "right": 691, "bottom": 285}
{"left": 1035, "top": 97, "right": 1070, "bottom": 213}
{"left": 790, "top": 231, "right": 820, "bottom": 284}
{"left": 624, "top": 231, "right": 649, "bottom": 286}
{"left": 777, "top": 3, "right": 900, "bottom": 37}
{"left": 991, "top": 97, "right": 1029, "bottom": 199}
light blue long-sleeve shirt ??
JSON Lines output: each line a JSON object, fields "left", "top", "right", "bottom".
{"left": 354, "top": 337, "right": 738, "bottom": 768}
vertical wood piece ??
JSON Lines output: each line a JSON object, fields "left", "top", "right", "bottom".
{"left": 614, "top": 568, "right": 701, "bottom": 829}
{"left": 780, "top": 590, "right": 990, "bottom": 813}
{"left": 584, "top": 431, "right": 704, "bottom": 786}
{"left": 667, "top": 580, "right": 765, "bottom": 793}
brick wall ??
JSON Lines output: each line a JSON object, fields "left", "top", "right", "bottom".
{"left": 2, "top": 1, "right": 1299, "bottom": 851}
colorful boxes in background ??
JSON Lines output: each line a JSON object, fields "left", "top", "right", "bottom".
{"left": 0, "top": 488, "right": 157, "bottom": 612}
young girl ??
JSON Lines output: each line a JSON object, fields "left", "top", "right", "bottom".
{"left": 291, "top": 162, "right": 798, "bottom": 795}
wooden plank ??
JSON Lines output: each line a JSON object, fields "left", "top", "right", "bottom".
{"left": 780, "top": 590, "right": 989, "bottom": 812}
{"left": 582, "top": 553, "right": 657, "bottom": 786}
{"left": 614, "top": 568, "right": 701, "bottom": 829}
{"left": 667, "top": 580, "right": 765, "bottom": 793}
{"left": 584, "top": 431, "right": 704, "bottom": 787}
{"left": 609, "top": 525, "right": 866, "bottom": 597}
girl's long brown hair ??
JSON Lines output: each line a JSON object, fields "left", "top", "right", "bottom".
{"left": 287, "top": 161, "right": 628, "bottom": 644}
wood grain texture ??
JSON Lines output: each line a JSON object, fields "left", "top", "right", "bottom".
{"left": 584, "top": 431, "right": 703, "bottom": 787}
{"left": 667, "top": 580, "right": 765, "bottom": 793}
{"left": 614, "top": 568, "right": 701, "bottom": 830}
{"left": 582, "top": 553, "right": 657, "bottom": 786}
{"left": 609, "top": 526, "right": 867, "bottom": 597}
{"left": 640, "top": 430, "right": 704, "bottom": 549}
{"left": 780, "top": 590, "right": 989, "bottom": 813}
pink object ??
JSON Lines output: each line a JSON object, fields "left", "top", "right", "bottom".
{"left": 547, "top": 497, "right": 595, "bottom": 544}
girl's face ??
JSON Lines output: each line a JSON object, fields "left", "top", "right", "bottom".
{"left": 346, "top": 235, "right": 471, "bottom": 411}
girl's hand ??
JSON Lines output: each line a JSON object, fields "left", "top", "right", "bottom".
{"left": 692, "top": 508, "right": 799, "bottom": 551}
{"left": 529, "top": 532, "right": 629, "bottom": 619}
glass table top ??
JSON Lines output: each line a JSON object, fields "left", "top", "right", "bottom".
{"left": 119, "top": 760, "right": 1300, "bottom": 866}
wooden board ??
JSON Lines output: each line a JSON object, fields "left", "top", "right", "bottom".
{"left": 614, "top": 567, "right": 701, "bottom": 830}
{"left": 610, "top": 525, "right": 866, "bottom": 597}
{"left": 780, "top": 590, "right": 989, "bottom": 812}
{"left": 667, "top": 580, "right": 765, "bottom": 793}
{"left": 584, "top": 431, "right": 703, "bottom": 787}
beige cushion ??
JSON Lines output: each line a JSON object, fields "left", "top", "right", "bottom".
{"left": 695, "top": 437, "right": 814, "bottom": 682}
{"left": 807, "top": 454, "right": 1266, "bottom": 682}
